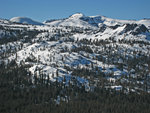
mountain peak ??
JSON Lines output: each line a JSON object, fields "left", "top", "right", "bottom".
{"left": 69, "top": 13, "right": 85, "bottom": 19}
{"left": 10, "top": 17, "right": 43, "bottom": 25}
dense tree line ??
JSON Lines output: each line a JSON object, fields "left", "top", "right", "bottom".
{"left": 0, "top": 61, "right": 150, "bottom": 113}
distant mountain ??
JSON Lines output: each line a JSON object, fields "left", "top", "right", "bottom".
{"left": 1, "top": 13, "right": 149, "bottom": 82}
{"left": 44, "top": 13, "right": 150, "bottom": 30}
{"left": 1, "top": 13, "right": 150, "bottom": 113}
{"left": 0, "top": 13, "right": 150, "bottom": 93}
{"left": 10, "top": 17, "right": 44, "bottom": 25}
{"left": 44, "top": 13, "right": 95, "bottom": 28}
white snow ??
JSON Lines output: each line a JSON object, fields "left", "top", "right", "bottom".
{"left": 10, "top": 17, "right": 44, "bottom": 25}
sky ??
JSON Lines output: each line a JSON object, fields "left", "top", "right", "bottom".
{"left": 0, "top": 0, "right": 150, "bottom": 22}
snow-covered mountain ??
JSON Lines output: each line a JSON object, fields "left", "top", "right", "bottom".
{"left": 10, "top": 17, "right": 44, "bottom": 25}
{"left": 45, "top": 13, "right": 150, "bottom": 30}
{"left": 0, "top": 13, "right": 150, "bottom": 94}
{"left": 44, "top": 13, "right": 95, "bottom": 28}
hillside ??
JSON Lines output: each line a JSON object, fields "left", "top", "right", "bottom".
{"left": 0, "top": 13, "right": 150, "bottom": 113}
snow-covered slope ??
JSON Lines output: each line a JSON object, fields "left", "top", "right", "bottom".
{"left": 137, "top": 19, "right": 150, "bottom": 30}
{"left": 45, "top": 13, "right": 150, "bottom": 30}
{"left": 95, "top": 16, "right": 150, "bottom": 29}
{"left": 0, "top": 13, "right": 150, "bottom": 93}
{"left": 10, "top": 17, "right": 44, "bottom": 25}
{"left": 45, "top": 13, "right": 96, "bottom": 28}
